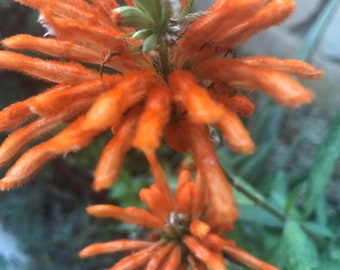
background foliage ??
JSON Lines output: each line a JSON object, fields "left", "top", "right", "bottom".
{"left": 0, "top": 0, "right": 339, "bottom": 269}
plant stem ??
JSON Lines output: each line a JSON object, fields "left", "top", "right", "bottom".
{"left": 224, "top": 169, "right": 328, "bottom": 246}
{"left": 158, "top": 38, "right": 171, "bottom": 81}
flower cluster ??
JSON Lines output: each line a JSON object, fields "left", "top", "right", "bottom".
{"left": 80, "top": 163, "right": 279, "bottom": 270}
{"left": 0, "top": 0, "right": 323, "bottom": 269}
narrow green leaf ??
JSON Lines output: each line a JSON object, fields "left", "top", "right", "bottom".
{"left": 278, "top": 220, "right": 319, "bottom": 270}
{"left": 303, "top": 113, "right": 340, "bottom": 217}
{"left": 303, "top": 222, "right": 334, "bottom": 238}
{"left": 269, "top": 170, "right": 287, "bottom": 209}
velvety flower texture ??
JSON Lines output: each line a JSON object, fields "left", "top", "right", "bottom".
{"left": 0, "top": 0, "right": 322, "bottom": 229}
{"left": 79, "top": 163, "right": 279, "bottom": 270}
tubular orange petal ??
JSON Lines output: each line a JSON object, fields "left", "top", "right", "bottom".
{"left": 86, "top": 204, "right": 164, "bottom": 229}
{"left": 0, "top": 143, "right": 58, "bottom": 190}
{"left": 26, "top": 76, "right": 121, "bottom": 116}
{"left": 202, "top": 233, "right": 226, "bottom": 253}
{"left": 241, "top": 56, "right": 324, "bottom": 79}
{"left": 182, "top": 0, "right": 268, "bottom": 52}
{"left": 184, "top": 235, "right": 226, "bottom": 270}
{"left": 211, "top": 92, "right": 254, "bottom": 117}
{"left": 190, "top": 220, "right": 211, "bottom": 240}
{"left": 139, "top": 185, "right": 170, "bottom": 222}
{"left": 108, "top": 240, "right": 164, "bottom": 270}
{"left": 144, "top": 150, "right": 175, "bottom": 212}
{"left": 169, "top": 70, "right": 225, "bottom": 124}
{"left": 40, "top": 9, "right": 125, "bottom": 51}
{"left": 146, "top": 243, "right": 175, "bottom": 270}
{"left": 196, "top": 58, "right": 314, "bottom": 107}
{"left": 0, "top": 51, "right": 99, "bottom": 84}
{"left": 0, "top": 102, "right": 33, "bottom": 132}
{"left": 223, "top": 244, "right": 280, "bottom": 270}
{"left": 215, "top": 107, "right": 255, "bottom": 153}
{"left": 183, "top": 121, "right": 238, "bottom": 230}
{"left": 187, "top": 254, "right": 208, "bottom": 270}
{"left": 215, "top": 0, "right": 296, "bottom": 49}
{"left": 176, "top": 182, "right": 194, "bottom": 214}
{"left": 0, "top": 115, "right": 64, "bottom": 167}
{"left": 133, "top": 83, "right": 171, "bottom": 151}
{"left": 84, "top": 70, "right": 157, "bottom": 130}
{"left": 177, "top": 168, "right": 192, "bottom": 191}
{"left": 161, "top": 245, "right": 182, "bottom": 270}
{"left": 3, "top": 35, "right": 103, "bottom": 65}
{"left": 93, "top": 107, "right": 141, "bottom": 191}
{"left": 79, "top": 239, "right": 151, "bottom": 258}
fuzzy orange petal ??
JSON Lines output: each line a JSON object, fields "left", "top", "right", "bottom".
{"left": 40, "top": 9, "right": 124, "bottom": 50}
{"left": 190, "top": 220, "right": 211, "bottom": 240}
{"left": 93, "top": 107, "right": 141, "bottom": 191}
{"left": 79, "top": 239, "right": 151, "bottom": 258}
{"left": 202, "top": 233, "right": 226, "bottom": 253}
{"left": 169, "top": 70, "right": 225, "bottom": 124}
{"left": 215, "top": 106, "right": 255, "bottom": 153}
{"left": 86, "top": 205, "right": 164, "bottom": 229}
{"left": 146, "top": 243, "right": 175, "bottom": 270}
{"left": 183, "top": 122, "right": 238, "bottom": 231}
{"left": 144, "top": 150, "right": 176, "bottom": 212}
{"left": 133, "top": 83, "right": 171, "bottom": 151}
{"left": 187, "top": 254, "right": 208, "bottom": 270}
{"left": 3, "top": 35, "right": 102, "bottom": 65}
{"left": 161, "top": 245, "right": 182, "bottom": 270}
{"left": 0, "top": 115, "right": 63, "bottom": 167}
{"left": 241, "top": 56, "right": 323, "bottom": 79}
{"left": 197, "top": 58, "right": 314, "bottom": 107}
{"left": 139, "top": 185, "right": 171, "bottom": 222}
{"left": 108, "top": 240, "right": 164, "bottom": 270}
{"left": 0, "top": 51, "right": 99, "bottom": 84}
{"left": 182, "top": 0, "right": 268, "bottom": 52}
{"left": 184, "top": 235, "right": 226, "bottom": 270}
{"left": 26, "top": 75, "right": 121, "bottom": 116}
{"left": 216, "top": 0, "right": 296, "bottom": 49}
{"left": 0, "top": 102, "right": 33, "bottom": 132}
{"left": 176, "top": 182, "right": 194, "bottom": 214}
{"left": 223, "top": 244, "right": 280, "bottom": 270}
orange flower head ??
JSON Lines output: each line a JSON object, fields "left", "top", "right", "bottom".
{"left": 0, "top": 0, "right": 323, "bottom": 191}
{"left": 79, "top": 165, "right": 279, "bottom": 270}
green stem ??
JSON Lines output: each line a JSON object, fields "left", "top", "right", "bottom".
{"left": 157, "top": 38, "right": 171, "bottom": 81}
{"left": 224, "top": 169, "right": 328, "bottom": 246}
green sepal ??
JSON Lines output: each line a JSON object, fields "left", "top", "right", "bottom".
{"left": 142, "top": 33, "right": 158, "bottom": 52}
{"left": 113, "top": 6, "right": 155, "bottom": 30}
{"left": 132, "top": 29, "right": 153, "bottom": 40}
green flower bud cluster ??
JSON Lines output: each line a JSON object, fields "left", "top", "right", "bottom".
{"left": 113, "top": 0, "right": 194, "bottom": 52}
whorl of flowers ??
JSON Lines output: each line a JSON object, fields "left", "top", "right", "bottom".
{"left": 79, "top": 161, "right": 279, "bottom": 270}
{"left": 0, "top": 0, "right": 322, "bottom": 192}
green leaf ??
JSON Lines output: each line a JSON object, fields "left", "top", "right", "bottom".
{"left": 302, "top": 113, "right": 340, "bottom": 217}
{"left": 276, "top": 220, "right": 319, "bottom": 270}
{"left": 269, "top": 170, "right": 287, "bottom": 209}
{"left": 238, "top": 205, "right": 282, "bottom": 227}
{"left": 303, "top": 222, "right": 334, "bottom": 238}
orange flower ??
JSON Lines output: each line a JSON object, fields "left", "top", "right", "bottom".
{"left": 79, "top": 164, "right": 279, "bottom": 270}
{"left": 0, "top": 0, "right": 322, "bottom": 191}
